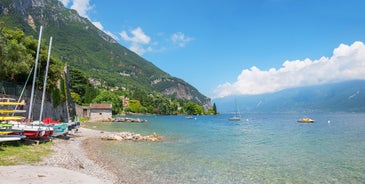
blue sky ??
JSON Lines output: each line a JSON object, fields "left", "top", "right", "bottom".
{"left": 59, "top": 0, "right": 365, "bottom": 99}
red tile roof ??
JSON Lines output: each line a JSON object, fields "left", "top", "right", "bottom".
{"left": 90, "top": 104, "right": 112, "bottom": 109}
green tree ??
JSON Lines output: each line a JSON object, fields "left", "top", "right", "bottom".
{"left": 213, "top": 103, "right": 218, "bottom": 115}
{"left": 69, "top": 68, "right": 88, "bottom": 95}
{"left": 52, "top": 88, "right": 61, "bottom": 107}
{"left": 68, "top": 67, "right": 99, "bottom": 105}
{"left": 84, "top": 84, "right": 92, "bottom": 104}
{"left": 70, "top": 92, "right": 82, "bottom": 105}
{"left": 0, "top": 27, "right": 33, "bottom": 82}
{"left": 92, "top": 91, "right": 123, "bottom": 114}
{"left": 126, "top": 99, "right": 143, "bottom": 113}
{"left": 0, "top": 25, "right": 62, "bottom": 88}
{"left": 183, "top": 101, "right": 204, "bottom": 115}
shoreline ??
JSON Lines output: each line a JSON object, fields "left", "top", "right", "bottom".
{"left": 0, "top": 127, "right": 119, "bottom": 184}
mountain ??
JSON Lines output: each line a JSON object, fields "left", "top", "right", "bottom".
{"left": 0, "top": 0, "right": 210, "bottom": 107}
{"left": 214, "top": 80, "right": 365, "bottom": 113}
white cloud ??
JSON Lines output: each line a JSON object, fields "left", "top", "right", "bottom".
{"left": 58, "top": 0, "right": 93, "bottom": 18}
{"left": 59, "top": 0, "right": 71, "bottom": 6}
{"left": 171, "top": 32, "right": 193, "bottom": 47}
{"left": 92, "top": 21, "right": 118, "bottom": 40}
{"left": 120, "top": 27, "right": 152, "bottom": 55}
{"left": 70, "top": 0, "right": 93, "bottom": 18}
{"left": 213, "top": 41, "right": 365, "bottom": 98}
{"left": 120, "top": 27, "right": 151, "bottom": 44}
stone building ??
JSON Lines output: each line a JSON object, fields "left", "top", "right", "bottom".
{"left": 76, "top": 103, "right": 112, "bottom": 122}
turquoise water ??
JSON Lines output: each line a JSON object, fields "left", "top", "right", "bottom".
{"left": 86, "top": 113, "right": 365, "bottom": 183}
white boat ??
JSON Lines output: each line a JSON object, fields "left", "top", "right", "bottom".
{"left": 229, "top": 101, "right": 241, "bottom": 121}
{"left": 9, "top": 121, "right": 47, "bottom": 139}
{"left": 28, "top": 120, "right": 54, "bottom": 138}
{"left": 228, "top": 116, "right": 241, "bottom": 121}
{"left": 0, "top": 134, "right": 26, "bottom": 142}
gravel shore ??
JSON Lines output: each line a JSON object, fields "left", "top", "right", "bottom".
{"left": 0, "top": 127, "right": 119, "bottom": 184}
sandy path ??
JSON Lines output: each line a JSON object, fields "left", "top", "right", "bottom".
{"left": 0, "top": 127, "right": 118, "bottom": 184}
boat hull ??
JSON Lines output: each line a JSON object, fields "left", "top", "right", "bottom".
{"left": 0, "top": 135, "right": 26, "bottom": 142}
{"left": 297, "top": 118, "right": 314, "bottom": 123}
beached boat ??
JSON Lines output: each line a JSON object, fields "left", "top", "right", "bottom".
{"left": 0, "top": 134, "right": 26, "bottom": 142}
{"left": 10, "top": 122, "right": 44, "bottom": 139}
{"left": 0, "top": 98, "right": 48, "bottom": 139}
{"left": 19, "top": 30, "right": 55, "bottom": 139}
{"left": 0, "top": 28, "right": 54, "bottom": 140}
{"left": 67, "top": 121, "right": 78, "bottom": 135}
{"left": 0, "top": 98, "right": 46, "bottom": 139}
{"left": 0, "top": 98, "right": 28, "bottom": 141}
{"left": 41, "top": 118, "right": 68, "bottom": 136}
{"left": 52, "top": 123, "right": 68, "bottom": 136}
{"left": 28, "top": 121, "right": 54, "bottom": 138}
{"left": 297, "top": 117, "right": 314, "bottom": 123}
{"left": 0, "top": 123, "right": 23, "bottom": 135}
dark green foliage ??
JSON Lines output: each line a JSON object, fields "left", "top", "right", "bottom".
{"left": 209, "top": 103, "right": 218, "bottom": 115}
{"left": 125, "top": 100, "right": 143, "bottom": 113}
{"left": 59, "top": 77, "right": 66, "bottom": 103}
{"left": 68, "top": 67, "right": 99, "bottom": 105}
{"left": 92, "top": 91, "right": 123, "bottom": 114}
{"left": 51, "top": 88, "right": 61, "bottom": 107}
{"left": 183, "top": 101, "right": 204, "bottom": 115}
{"left": 0, "top": 23, "right": 63, "bottom": 90}
{"left": 0, "top": 25, "right": 34, "bottom": 82}
{"left": 69, "top": 68, "right": 87, "bottom": 95}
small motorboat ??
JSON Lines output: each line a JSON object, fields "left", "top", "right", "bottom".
{"left": 297, "top": 117, "right": 314, "bottom": 123}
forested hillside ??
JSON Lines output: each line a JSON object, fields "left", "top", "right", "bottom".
{"left": 0, "top": 0, "right": 210, "bottom": 108}
{"left": 0, "top": 0, "right": 214, "bottom": 115}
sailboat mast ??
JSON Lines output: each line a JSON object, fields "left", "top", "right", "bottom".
{"left": 39, "top": 36, "right": 53, "bottom": 121}
{"left": 28, "top": 26, "right": 43, "bottom": 121}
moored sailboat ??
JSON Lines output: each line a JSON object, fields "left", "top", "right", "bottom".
{"left": 228, "top": 101, "right": 241, "bottom": 121}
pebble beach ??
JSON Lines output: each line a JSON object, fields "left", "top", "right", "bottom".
{"left": 0, "top": 127, "right": 121, "bottom": 184}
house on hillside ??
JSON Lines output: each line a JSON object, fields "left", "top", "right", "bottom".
{"left": 76, "top": 103, "right": 112, "bottom": 122}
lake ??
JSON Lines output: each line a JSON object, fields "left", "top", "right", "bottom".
{"left": 84, "top": 113, "right": 365, "bottom": 184}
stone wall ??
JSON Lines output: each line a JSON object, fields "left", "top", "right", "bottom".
{"left": 89, "top": 109, "right": 112, "bottom": 122}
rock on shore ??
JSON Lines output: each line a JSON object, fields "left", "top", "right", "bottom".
{"left": 112, "top": 117, "right": 147, "bottom": 123}
{"left": 101, "top": 132, "right": 163, "bottom": 141}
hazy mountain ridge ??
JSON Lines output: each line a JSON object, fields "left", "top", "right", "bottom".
{"left": 214, "top": 80, "right": 365, "bottom": 113}
{"left": 0, "top": 0, "right": 211, "bottom": 106}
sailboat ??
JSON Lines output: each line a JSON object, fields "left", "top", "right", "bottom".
{"left": 228, "top": 101, "right": 241, "bottom": 121}
{"left": 228, "top": 114, "right": 241, "bottom": 121}
{"left": 29, "top": 35, "right": 55, "bottom": 138}
{"left": 10, "top": 26, "right": 54, "bottom": 139}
